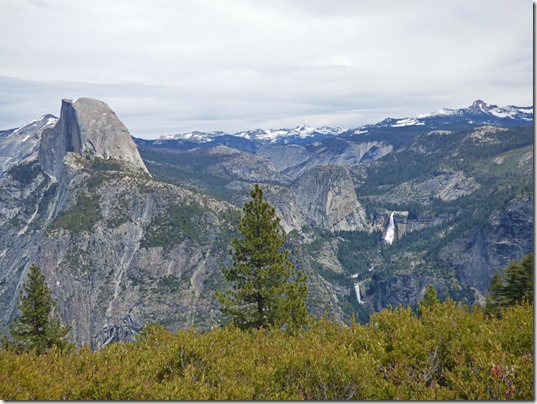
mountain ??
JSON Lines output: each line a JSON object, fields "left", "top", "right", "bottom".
{"left": 0, "top": 98, "right": 533, "bottom": 348}
{"left": 0, "top": 98, "right": 357, "bottom": 348}
{"left": 0, "top": 114, "right": 57, "bottom": 178}
{"left": 154, "top": 124, "right": 346, "bottom": 149}
{"left": 0, "top": 99, "right": 237, "bottom": 348}
{"left": 139, "top": 100, "right": 531, "bottom": 151}
{"left": 39, "top": 98, "right": 149, "bottom": 179}
{"left": 351, "top": 100, "right": 532, "bottom": 133}
{"left": 136, "top": 99, "right": 533, "bottom": 322}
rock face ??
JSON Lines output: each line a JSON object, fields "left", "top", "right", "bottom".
{"left": 257, "top": 140, "right": 393, "bottom": 179}
{"left": 0, "top": 115, "right": 57, "bottom": 177}
{"left": 39, "top": 98, "right": 148, "bottom": 179}
{"left": 225, "top": 166, "right": 367, "bottom": 234}
{"left": 439, "top": 197, "right": 534, "bottom": 294}
{"left": 202, "top": 146, "right": 290, "bottom": 184}
{"left": 291, "top": 165, "right": 367, "bottom": 231}
{"left": 0, "top": 163, "right": 233, "bottom": 348}
{"left": 0, "top": 98, "right": 229, "bottom": 349}
{"left": 375, "top": 170, "right": 479, "bottom": 206}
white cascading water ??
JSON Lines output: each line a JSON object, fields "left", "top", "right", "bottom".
{"left": 354, "top": 282, "right": 363, "bottom": 304}
{"left": 384, "top": 212, "right": 396, "bottom": 245}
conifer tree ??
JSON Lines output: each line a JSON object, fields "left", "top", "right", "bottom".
{"left": 485, "top": 253, "right": 533, "bottom": 316}
{"left": 217, "top": 184, "right": 308, "bottom": 331}
{"left": 7, "top": 264, "right": 70, "bottom": 354}
{"left": 416, "top": 284, "right": 440, "bottom": 316}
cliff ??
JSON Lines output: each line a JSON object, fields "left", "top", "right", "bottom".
{"left": 38, "top": 98, "right": 148, "bottom": 179}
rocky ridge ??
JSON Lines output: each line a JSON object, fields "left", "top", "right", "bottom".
{"left": 0, "top": 99, "right": 231, "bottom": 348}
{"left": 0, "top": 115, "right": 57, "bottom": 177}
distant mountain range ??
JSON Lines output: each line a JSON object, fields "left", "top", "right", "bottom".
{"left": 160, "top": 124, "right": 344, "bottom": 142}
{"left": 353, "top": 99, "right": 532, "bottom": 133}
{"left": 150, "top": 100, "right": 532, "bottom": 146}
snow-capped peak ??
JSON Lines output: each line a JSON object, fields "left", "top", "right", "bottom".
{"left": 7, "top": 114, "right": 58, "bottom": 139}
{"left": 392, "top": 118, "right": 425, "bottom": 128}
{"left": 351, "top": 100, "right": 533, "bottom": 134}
{"left": 415, "top": 100, "right": 532, "bottom": 122}
{"left": 157, "top": 125, "right": 346, "bottom": 143}
{"left": 416, "top": 108, "right": 455, "bottom": 118}
{"left": 471, "top": 99, "right": 492, "bottom": 112}
{"left": 158, "top": 130, "right": 225, "bottom": 143}
{"left": 154, "top": 100, "right": 531, "bottom": 144}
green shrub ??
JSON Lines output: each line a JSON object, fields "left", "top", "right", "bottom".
{"left": 0, "top": 301, "right": 532, "bottom": 400}
{"left": 7, "top": 161, "right": 41, "bottom": 185}
{"left": 141, "top": 202, "right": 206, "bottom": 248}
{"left": 51, "top": 193, "right": 101, "bottom": 233}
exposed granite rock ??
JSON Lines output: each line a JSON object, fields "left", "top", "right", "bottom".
{"left": 1, "top": 99, "right": 356, "bottom": 349}
{"left": 225, "top": 166, "right": 368, "bottom": 234}
{"left": 39, "top": 98, "right": 148, "bottom": 179}
{"left": 414, "top": 171, "right": 479, "bottom": 201}
{"left": 258, "top": 141, "right": 392, "bottom": 179}
{"left": 0, "top": 99, "right": 532, "bottom": 347}
{"left": 291, "top": 165, "right": 367, "bottom": 232}
{"left": 0, "top": 161, "right": 234, "bottom": 349}
{"left": 256, "top": 144, "right": 312, "bottom": 173}
{"left": 439, "top": 197, "right": 533, "bottom": 294}
{"left": 0, "top": 115, "right": 57, "bottom": 177}
{"left": 201, "top": 146, "right": 290, "bottom": 184}
{"left": 373, "top": 170, "right": 479, "bottom": 206}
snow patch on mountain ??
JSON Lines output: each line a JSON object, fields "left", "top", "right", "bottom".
{"left": 392, "top": 118, "right": 425, "bottom": 127}
{"left": 416, "top": 108, "right": 455, "bottom": 118}
{"left": 160, "top": 125, "right": 346, "bottom": 143}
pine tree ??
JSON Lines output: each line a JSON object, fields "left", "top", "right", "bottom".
{"left": 217, "top": 184, "right": 308, "bottom": 331}
{"left": 416, "top": 284, "right": 440, "bottom": 316}
{"left": 485, "top": 253, "right": 533, "bottom": 316}
{"left": 7, "top": 264, "right": 71, "bottom": 354}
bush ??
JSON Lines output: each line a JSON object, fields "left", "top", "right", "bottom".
{"left": 7, "top": 161, "right": 41, "bottom": 185}
{"left": 0, "top": 300, "right": 532, "bottom": 400}
{"left": 51, "top": 193, "right": 101, "bottom": 233}
{"left": 140, "top": 202, "right": 206, "bottom": 248}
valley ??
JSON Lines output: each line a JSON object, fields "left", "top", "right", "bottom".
{"left": 0, "top": 98, "right": 533, "bottom": 348}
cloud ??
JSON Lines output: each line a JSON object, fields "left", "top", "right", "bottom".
{"left": 0, "top": 0, "right": 532, "bottom": 138}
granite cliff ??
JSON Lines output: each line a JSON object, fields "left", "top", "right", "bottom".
{"left": 0, "top": 115, "right": 57, "bottom": 177}
{"left": 39, "top": 98, "right": 149, "bottom": 179}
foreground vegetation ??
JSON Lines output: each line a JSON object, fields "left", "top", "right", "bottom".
{"left": 1, "top": 299, "right": 532, "bottom": 400}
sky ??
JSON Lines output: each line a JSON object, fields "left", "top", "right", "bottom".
{"left": 0, "top": 0, "right": 533, "bottom": 139}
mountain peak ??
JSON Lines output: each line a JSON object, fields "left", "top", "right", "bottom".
{"left": 471, "top": 99, "right": 486, "bottom": 107}
{"left": 38, "top": 98, "right": 149, "bottom": 179}
{"left": 469, "top": 99, "right": 498, "bottom": 112}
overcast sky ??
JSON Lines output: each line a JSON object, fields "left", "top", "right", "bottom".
{"left": 0, "top": 0, "right": 533, "bottom": 139}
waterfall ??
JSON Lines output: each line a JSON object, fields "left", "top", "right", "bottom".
{"left": 354, "top": 282, "right": 363, "bottom": 304}
{"left": 384, "top": 212, "right": 396, "bottom": 245}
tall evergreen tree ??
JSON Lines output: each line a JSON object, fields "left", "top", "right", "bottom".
{"left": 7, "top": 264, "right": 70, "bottom": 354}
{"left": 416, "top": 284, "right": 440, "bottom": 317}
{"left": 485, "top": 253, "right": 533, "bottom": 316}
{"left": 217, "top": 184, "right": 308, "bottom": 331}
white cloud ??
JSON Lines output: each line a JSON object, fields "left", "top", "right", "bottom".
{"left": 0, "top": 0, "right": 532, "bottom": 138}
